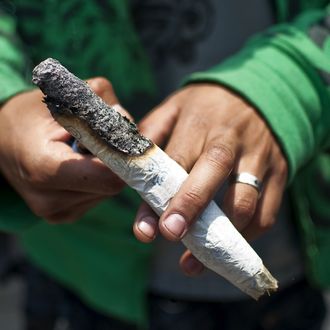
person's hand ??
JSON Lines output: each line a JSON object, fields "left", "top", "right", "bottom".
{"left": 0, "top": 78, "right": 130, "bottom": 223}
{"left": 134, "top": 83, "right": 288, "bottom": 275}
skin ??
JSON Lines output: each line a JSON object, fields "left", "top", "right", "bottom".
{"left": 0, "top": 78, "right": 130, "bottom": 223}
{"left": 134, "top": 83, "right": 288, "bottom": 276}
{"left": 0, "top": 79, "right": 287, "bottom": 276}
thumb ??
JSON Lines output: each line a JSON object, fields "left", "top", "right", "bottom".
{"left": 138, "top": 102, "right": 179, "bottom": 147}
{"left": 87, "top": 77, "right": 134, "bottom": 121}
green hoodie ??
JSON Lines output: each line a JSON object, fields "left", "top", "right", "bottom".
{"left": 0, "top": 0, "right": 330, "bottom": 327}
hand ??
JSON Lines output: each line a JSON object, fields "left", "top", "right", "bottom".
{"left": 0, "top": 78, "right": 130, "bottom": 223}
{"left": 134, "top": 83, "right": 288, "bottom": 275}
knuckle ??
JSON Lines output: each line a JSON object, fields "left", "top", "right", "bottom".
{"left": 170, "top": 153, "right": 190, "bottom": 171}
{"left": 29, "top": 201, "right": 53, "bottom": 219}
{"left": 138, "top": 118, "right": 156, "bottom": 136}
{"left": 271, "top": 159, "right": 288, "bottom": 187}
{"left": 22, "top": 156, "right": 54, "bottom": 188}
{"left": 223, "top": 128, "right": 239, "bottom": 142}
{"left": 89, "top": 77, "right": 113, "bottom": 95}
{"left": 137, "top": 121, "right": 148, "bottom": 133}
{"left": 205, "top": 144, "right": 234, "bottom": 171}
{"left": 186, "top": 111, "right": 208, "bottom": 130}
{"left": 26, "top": 171, "right": 50, "bottom": 188}
{"left": 258, "top": 217, "right": 275, "bottom": 233}
{"left": 181, "top": 188, "right": 205, "bottom": 210}
{"left": 25, "top": 195, "right": 59, "bottom": 219}
{"left": 277, "top": 159, "right": 288, "bottom": 178}
{"left": 233, "top": 198, "right": 256, "bottom": 221}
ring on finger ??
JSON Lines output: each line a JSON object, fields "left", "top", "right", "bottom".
{"left": 233, "top": 172, "right": 263, "bottom": 195}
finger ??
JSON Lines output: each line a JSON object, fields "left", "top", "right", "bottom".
{"left": 138, "top": 103, "right": 178, "bottom": 146}
{"left": 179, "top": 250, "right": 205, "bottom": 276}
{"left": 44, "top": 191, "right": 104, "bottom": 216}
{"left": 53, "top": 155, "right": 125, "bottom": 194}
{"left": 87, "top": 77, "right": 134, "bottom": 121}
{"left": 45, "top": 197, "right": 104, "bottom": 224}
{"left": 241, "top": 171, "right": 286, "bottom": 241}
{"left": 37, "top": 141, "right": 125, "bottom": 195}
{"left": 47, "top": 122, "right": 72, "bottom": 143}
{"left": 112, "top": 104, "right": 134, "bottom": 122}
{"left": 87, "top": 77, "right": 119, "bottom": 105}
{"left": 222, "top": 154, "right": 268, "bottom": 232}
{"left": 164, "top": 109, "right": 208, "bottom": 172}
{"left": 133, "top": 202, "right": 158, "bottom": 243}
{"left": 26, "top": 189, "right": 104, "bottom": 220}
{"left": 159, "top": 138, "right": 237, "bottom": 241}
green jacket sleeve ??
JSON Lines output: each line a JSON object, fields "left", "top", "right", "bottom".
{"left": 0, "top": 10, "right": 32, "bottom": 103}
{"left": 185, "top": 7, "right": 330, "bottom": 183}
{"left": 0, "top": 10, "right": 38, "bottom": 232}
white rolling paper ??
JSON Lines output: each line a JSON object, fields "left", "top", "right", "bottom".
{"left": 56, "top": 114, "right": 278, "bottom": 300}
{"left": 32, "top": 58, "right": 278, "bottom": 301}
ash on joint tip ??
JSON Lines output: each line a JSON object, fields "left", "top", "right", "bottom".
{"left": 32, "top": 58, "right": 152, "bottom": 156}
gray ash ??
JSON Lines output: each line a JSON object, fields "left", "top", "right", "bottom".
{"left": 32, "top": 58, "right": 152, "bottom": 156}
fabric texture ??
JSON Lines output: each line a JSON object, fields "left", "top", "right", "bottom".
{"left": 0, "top": 9, "right": 32, "bottom": 102}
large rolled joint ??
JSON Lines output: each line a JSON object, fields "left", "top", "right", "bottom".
{"left": 33, "top": 58, "right": 278, "bottom": 300}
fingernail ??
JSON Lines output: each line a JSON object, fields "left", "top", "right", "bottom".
{"left": 163, "top": 214, "right": 187, "bottom": 238}
{"left": 184, "top": 257, "right": 204, "bottom": 276}
{"left": 137, "top": 216, "right": 157, "bottom": 239}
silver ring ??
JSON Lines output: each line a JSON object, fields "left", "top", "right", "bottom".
{"left": 234, "top": 172, "right": 263, "bottom": 194}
